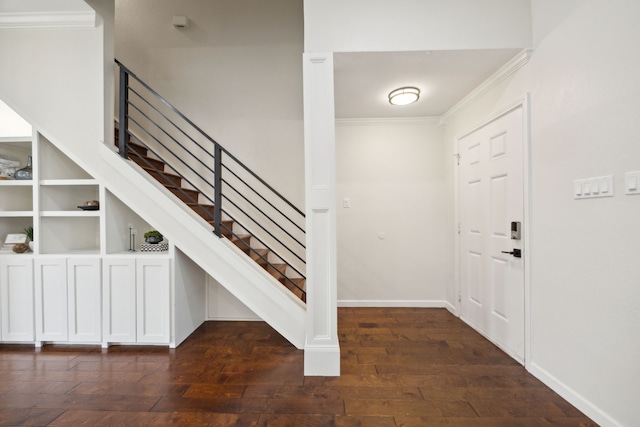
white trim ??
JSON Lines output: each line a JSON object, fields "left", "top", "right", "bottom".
{"left": 440, "top": 49, "right": 533, "bottom": 125}
{"left": 206, "top": 316, "right": 261, "bottom": 321}
{"left": 338, "top": 300, "right": 446, "bottom": 308}
{"left": 304, "top": 345, "right": 340, "bottom": 376}
{"left": 444, "top": 300, "right": 458, "bottom": 316}
{"left": 0, "top": 11, "right": 96, "bottom": 29}
{"left": 336, "top": 116, "right": 441, "bottom": 126}
{"left": 528, "top": 362, "right": 622, "bottom": 427}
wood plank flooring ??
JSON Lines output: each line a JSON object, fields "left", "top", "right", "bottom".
{"left": 0, "top": 308, "right": 597, "bottom": 426}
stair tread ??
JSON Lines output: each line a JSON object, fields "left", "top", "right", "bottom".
{"left": 141, "top": 166, "right": 181, "bottom": 178}
{"left": 231, "top": 234, "right": 251, "bottom": 241}
{"left": 166, "top": 185, "right": 199, "bottom": 194}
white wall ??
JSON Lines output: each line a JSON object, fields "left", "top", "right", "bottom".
{"left": 0, "top": 19, "right": 104, "bottom": 163}
{"left": 0, "top": 100, "right": 31, "bottom": 137}
{"left": 304, "top": 0, "right": 532, "bottom": 53}
{"left": 336, "top": 119, "right": 447, "bottom": 305}
{"left": 115, "top": 0, "right": 305, "bottom": 207}
{"left": 441, "top": 1, "right": 640, "bottom": 425}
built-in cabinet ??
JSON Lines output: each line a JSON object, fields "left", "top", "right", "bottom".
{"left": 0, "top": 132, "right": 191, "bottom": 347}
{"left": 102, "top": 257, "right": 171, "bottom": 345}
{"left": 34, "top": 257, "right": 102, "bottom": 344}
{"left": 0, "top": 256, "right": 34, "bottom": 342}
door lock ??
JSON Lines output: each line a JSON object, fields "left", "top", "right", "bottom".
{"left": 501, "top": 248, "right": 522, "bottom": 258}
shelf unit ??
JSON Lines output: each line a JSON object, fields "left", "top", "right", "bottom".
{"left": 0, "top": 128, "right": 203, "bottom": 349}
{"left": 0, "top": 137, "right": 33, "bottom": 246}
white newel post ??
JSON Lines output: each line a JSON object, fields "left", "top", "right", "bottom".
{"left": 303, "top": 53, "right": 340, "bottom": 376}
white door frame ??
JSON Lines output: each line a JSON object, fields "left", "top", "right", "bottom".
{"left": 453, "top": 94, "right": 532, "bottom": 367}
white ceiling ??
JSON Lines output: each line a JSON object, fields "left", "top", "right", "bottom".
{"left": 334, "top": 49, "right": 522, "bottom": 119}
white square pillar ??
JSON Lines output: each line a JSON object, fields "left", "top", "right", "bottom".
{"left": 303, "top": 53, "right": 340, "bottom": 376}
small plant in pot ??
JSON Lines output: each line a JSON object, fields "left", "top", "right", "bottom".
{"left": 23, "top": 226, "right": 34, "bottom": 251}
{"left": 144, "top": 230, "right": 163, "bottom": 244}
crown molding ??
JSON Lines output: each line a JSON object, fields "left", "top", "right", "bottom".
{"left": 440, "top": 48, "right": 533, "bottom": 125}
{"left": 336, "top": 116, "right": 441, "bottom": 126}
{"left": 0, "top": 11, "right": 96, "bottom": 29}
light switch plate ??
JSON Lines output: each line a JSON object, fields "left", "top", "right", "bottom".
{"left": 625, "top": 171, "right": 640, "bottom": 195}
{"left": 574, "top": 175, "right": 614, "bottom": 199}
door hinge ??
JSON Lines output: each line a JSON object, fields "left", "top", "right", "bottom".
{"left": 457, "top": 222, "right": 461, "bottom": 234}
{"left": 453, "top": 153, "right": 460, "bottom": 165}
{"left": 457, "top": 290, "right": 462, "bottom": 303}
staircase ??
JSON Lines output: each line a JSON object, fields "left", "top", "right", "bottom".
{"left": 114, "top": 61, "right": 306, "bottom": 303}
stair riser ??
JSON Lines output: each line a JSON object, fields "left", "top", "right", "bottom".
{"left": 114, "top": 136, "right": 149, "bottom": 157}
{"left": 232, "top": 237, "right": 252, "bottom": 253}
{"left": 147, "top": 170, "right": 182, "bottom": 187}
{"left": 189, "top": 204, "right": 215, "bottom": 219}
{"left": 169, "top": 187, "right": 199, "bottom": 204}
{"left": 267, "top": 265, "right": 287, "bottom": 279}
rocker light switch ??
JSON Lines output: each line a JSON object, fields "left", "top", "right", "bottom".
{"left": 574, "top": 175, "right": 614, "bottom": 199}
{"left": 625, "top": 171, "right": 640, "bottom": 195}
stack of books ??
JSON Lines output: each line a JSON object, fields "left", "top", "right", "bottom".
{"left": 0, "top": 155, "right": 20, "bottom": 179}
{"left": 1, "top": 234, "right": 28, "bottom": 253}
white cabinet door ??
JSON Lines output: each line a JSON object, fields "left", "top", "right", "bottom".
{"left": 136, "top": 258, "right": 170, "bottom": 344}
{"left": 102, "top": 258, "right": 136, "bottom": 343}
{"left": 0, "top": 257, "right": 35, "bottom": 342}
{"left": 35, "top": 258, "right": 68, "bottom": 342}
{"left": 67, "top": 257, "right": 101, "bottom": 342}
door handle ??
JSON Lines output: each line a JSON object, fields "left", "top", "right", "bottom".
{"left": 501, "top": 248, "right": 522, "bottom": 258}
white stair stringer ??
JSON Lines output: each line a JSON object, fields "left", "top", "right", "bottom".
{"left": 98, "top": 143, "right": 306, "bottom": 349}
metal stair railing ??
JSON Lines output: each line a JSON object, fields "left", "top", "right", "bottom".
{"left": 115, "top": 59, "right": 306, "bottom": 301}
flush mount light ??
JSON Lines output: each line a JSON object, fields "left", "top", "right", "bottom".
{"left": 388, "top": 87, "right": 420, "bottom": 106}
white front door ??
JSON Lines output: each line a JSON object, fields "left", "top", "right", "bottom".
{"left": 458, "top": 106, "right": 525, "bottom": 363}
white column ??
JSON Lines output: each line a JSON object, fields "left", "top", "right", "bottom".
{"left": 303, "top": 53, "right": 340, "bottom": 376}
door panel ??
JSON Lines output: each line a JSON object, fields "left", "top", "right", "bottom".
{"left": 459, "top": 107, "right": 524, "bottom": 363}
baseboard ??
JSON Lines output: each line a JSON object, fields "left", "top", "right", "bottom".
{"left": 304, "top": 344, "right": 340, "bottom": 376}
{"left": 206, "top": 316, "right": 261, "bottom": 321}
{"left": 338, "top": 300, "right": 446, "bottom": 308}
{"left": 444, "top": 301, "right": 458, "bottom": 316}
{"left": 528, "top": 362, "right": 621, "bottom": 427}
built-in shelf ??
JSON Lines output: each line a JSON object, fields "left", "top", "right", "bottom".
{"left": 0, "top": 137, "right": 31, "bottom": 143}
{"left": 40, "top": 179, "right": 97, "bottom": 186}
{"left": 0, "top": 211, "right": 33, "bottom": 217}
{"left": 0, "top": 180, "right": 33, "bottom": 186}
{"left": 40, "top": 211, "right": 101, "bottom": 217}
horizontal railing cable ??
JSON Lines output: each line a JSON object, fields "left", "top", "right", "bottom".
{"left": 116, "top": 59, "right": 306, "bottom": 302}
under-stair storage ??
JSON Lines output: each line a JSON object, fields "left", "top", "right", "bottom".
{"left": 102, "top": 256, "right": 171, "bottom": 345}
{"left": 34, "top": 256, "right": 102, "bottom": 344}
{"left": 0, "top": 131, "right": 207, "bottom": 347}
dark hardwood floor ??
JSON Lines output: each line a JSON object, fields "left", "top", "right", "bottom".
{"left": 0, "top": 308, "right": 597, "bottom": 426}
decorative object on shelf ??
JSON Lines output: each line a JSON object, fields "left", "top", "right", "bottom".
{"left": 14, "top": 155, "right": 33, "bottom": 180}
{"left": 4, "top": 233, "right": 27, "bottom": 245}
{"left": 1, "top": 233, "right": 28, "bottom": 253}
{"left": 129, "top": 226, "right": 136, "bottom": 252}
{"left": 78, "top": 200, "right": 100, "bottom": 211}
{"left": 140, "top": 242, "right": 169, "bottom": 252}
{"left": 23, "top": 226, "right": 34, "bottom": 251}
{"left": 12, "top": 243, "right": 28, "bottom": 253}
{"left": 144, "top": 230, "right": 163, "bottom": 244}
{"left": 0, "top": 154, "right": 19, "bottom": 179}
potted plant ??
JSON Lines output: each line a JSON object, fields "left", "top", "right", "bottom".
{"left": 23, "top": 226, "right": 34, "bottom": 251}
{"left": 144, "top": 230, "right": 163, "bottom": 244}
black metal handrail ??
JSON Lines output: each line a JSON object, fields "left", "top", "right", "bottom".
{"left": 115, "top": 59, "right": 306, "bottom": 300}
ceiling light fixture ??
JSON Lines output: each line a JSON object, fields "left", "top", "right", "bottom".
{"left": 388, "top": 87, "right": 420, "bottom": 106}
